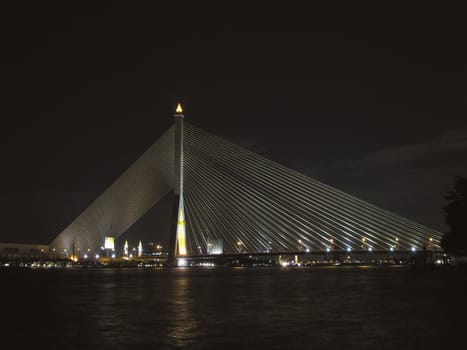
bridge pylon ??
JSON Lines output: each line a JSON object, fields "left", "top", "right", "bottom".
{"left": 168, "top": 103, "right": 187, "bottom": 266}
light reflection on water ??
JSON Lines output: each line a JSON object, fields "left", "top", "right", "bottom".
{"left": 166, "top": 274, "right": 199, "bottom": 347}
{"left": 0, "top": 266, "right": 466, "bottom": 349}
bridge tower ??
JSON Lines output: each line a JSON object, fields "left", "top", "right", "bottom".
{"left": 168, "top": 103, "right": 187, "bottom": 266}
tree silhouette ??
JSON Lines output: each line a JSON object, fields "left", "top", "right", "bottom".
{"left": 441, "top": 176, "right": 467, "bottom": 255}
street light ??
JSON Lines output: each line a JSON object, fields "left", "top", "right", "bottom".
{"left": 156, "top": 244, "right": 162, "bottom": 254}
{"left": 237, "top": 240, "right": 243, "bottom": 252}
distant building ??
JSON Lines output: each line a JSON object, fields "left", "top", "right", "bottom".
{"left": 0, "top": 242, "right": 49, "bottom": 258}
{"left": 207, "top": 239, "right": 223, "bottom": 255}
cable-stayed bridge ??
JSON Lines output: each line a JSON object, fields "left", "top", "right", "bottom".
{"left": 183, "top": 123, "right": 441, "bottom": 254}
{"left": 50, "top": 105, "right": 442, "bottom": 261}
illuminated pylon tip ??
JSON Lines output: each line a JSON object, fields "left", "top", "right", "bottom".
{"left": 175, "top": 103, "right": 183, "bottom": 114}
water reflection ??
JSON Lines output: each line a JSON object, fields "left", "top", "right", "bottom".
{"left": 165, "top": 272, "right": 199, "bottom": 347}
{"left": 92, "top": 278, "right": 121, "bottom": 347}
{"left": 1, "top": 267, "right": 466, "bottom": 349}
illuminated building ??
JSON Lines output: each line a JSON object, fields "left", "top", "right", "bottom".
{"left": 138, "top": 240, "right": 143, "bottom": 257}
{"left": 124, "top": 240, "right": 129, "bottom": 257}
{"left": 104, "top": 236, "right": 115, "bottom": 250}
{"left": 207, "top": 239, "right": 223, "bottom": 255}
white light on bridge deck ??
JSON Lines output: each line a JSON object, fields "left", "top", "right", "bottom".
{"left": 411, "top": 247, "right": 416, "bottom": 252}
{"left": 347, "top": 247, "right": 351, "bottom": 252}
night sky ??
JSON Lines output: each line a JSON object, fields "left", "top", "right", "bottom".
{"left": 1, "top": 3, "right": 466, "bottom": 245}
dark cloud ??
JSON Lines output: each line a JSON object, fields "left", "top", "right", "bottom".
{"left": 316, "top": 129, "right": 467, "bottom": 232}
{"left": 355, "top": 129, "right": 467, "bottom": 167}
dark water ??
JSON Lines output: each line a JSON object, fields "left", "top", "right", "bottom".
{"left": 1, "top": 266, "right": 466, "bottom": 349}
